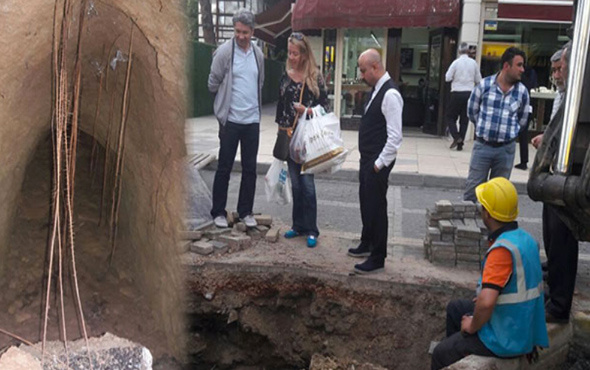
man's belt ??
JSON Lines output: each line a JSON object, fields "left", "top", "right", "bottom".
{"left": 476, "top": 137, "right": 515, "bottom": 148}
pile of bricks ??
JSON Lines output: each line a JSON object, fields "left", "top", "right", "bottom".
{"left": 424, "top": 200, "right": 489, "bottom": 268}
{"left": 180, "top": 213, "right": 281, "bottom": 256}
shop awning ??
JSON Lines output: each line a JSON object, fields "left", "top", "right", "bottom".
{"left": 292, "top": 0, "right": 461, "bottom": 31}
{"left": 498, "top": 0, "right": 574, "bottom": 22}
{"left": 255, "top": 0, "right": 293, "bottom": 45}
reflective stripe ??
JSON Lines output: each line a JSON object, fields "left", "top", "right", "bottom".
{"left": 492, "top": 239, "right": 543, "bottom": 305}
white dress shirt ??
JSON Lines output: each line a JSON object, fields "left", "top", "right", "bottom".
{"left": 365, "top": 72, "right": 403, "bottom": 170}
{"left": 445, "top": 54, "right": 482, "bottom": 92}
{"left": 550, "top": 90, "right": 564, "bottom": 120}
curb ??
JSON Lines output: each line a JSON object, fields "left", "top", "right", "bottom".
{"left": 204, "top": 160, "right": 529, "bottom": 194}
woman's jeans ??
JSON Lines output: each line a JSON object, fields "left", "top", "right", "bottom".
{"left": 287, "top": 157, "right": 319, "bottom": 237}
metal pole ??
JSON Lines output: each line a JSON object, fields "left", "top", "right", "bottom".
{"left": 556, "top": 0, "right": 590, "bottom": 174}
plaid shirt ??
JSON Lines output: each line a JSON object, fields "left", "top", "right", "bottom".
{"left": 468, "top": 73, "right": 530, "bottom": 143}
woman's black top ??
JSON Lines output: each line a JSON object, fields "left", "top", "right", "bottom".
{"left": 275, "top": 72, "right": 330, "bottom": 128}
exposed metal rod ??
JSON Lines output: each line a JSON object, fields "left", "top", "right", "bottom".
{"left": 556, "top": 0, "right": 590, "bottom": 174}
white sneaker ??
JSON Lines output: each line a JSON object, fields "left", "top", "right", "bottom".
{"left": 214, "top": 216, "right": 228, "bottom": 228}
{"left": 242, "top": 215, "right": 257, "bottom": 228}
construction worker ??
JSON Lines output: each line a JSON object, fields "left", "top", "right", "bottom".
{"left": 431, "top": 177, "right": 548, "bottom": 369}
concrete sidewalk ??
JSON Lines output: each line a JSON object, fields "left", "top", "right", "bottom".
{"left": 186, "top": 104, "right": 536, "bottom": 192}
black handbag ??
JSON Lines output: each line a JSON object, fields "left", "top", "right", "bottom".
{"left": 272, "top": 80, "right": 306, "bottom": 161}
{"left": 273, "top": 130, "right": 290, "bottom": 160}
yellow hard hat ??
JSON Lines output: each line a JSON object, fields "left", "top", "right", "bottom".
{"left": 475, "top": 177, "right": 518, "bottom": 222}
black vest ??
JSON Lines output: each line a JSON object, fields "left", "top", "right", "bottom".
{"left": 359, "top": 78, "right": 399, "bottom": 158}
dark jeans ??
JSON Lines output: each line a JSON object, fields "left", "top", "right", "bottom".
{"left": 287, "top": 157, "right": 319, "bottom": 237}
{"left": 516, "top": 119, "right": 530, "bottom": 165}
{"left": 359, "top": 156, "right": 394, "bottom": 261}
{"left": 211, "top": 121, "right": 259, "bottom": 219}
{"left": 543, "top": 204, "right": 579, "bottom": 319}
{"left": 431, "top": 299, "right": 496, "bottom": 370}
{"left": 446, "top": 91, "right": 471, "bottom": 142}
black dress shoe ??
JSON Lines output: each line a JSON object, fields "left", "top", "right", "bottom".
{"left": 514, "top": 163, "right": 528, "bottom": 170}
{"left": 354, "top": 258, "right": 384, "bottom": 274}
{"left": 457, "top": 143, "right": 463, "bottom": 151}
{"left": 348, "top": 243, "right": 371, "bottom": 258}
{"left": 450, "top": 138, "right": 461, "bottom": 149}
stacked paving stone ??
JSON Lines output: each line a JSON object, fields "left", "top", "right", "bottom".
{"left": 180, "top": 213, "right": 281, "bottom": 256}
{"left": 424, "top": 200, "right": 489, "bottom": 268}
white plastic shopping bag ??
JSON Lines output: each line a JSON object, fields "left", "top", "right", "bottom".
{"left": 289, "top": 106, "right": 348, "bottom": 174}
{"left": 264, "top": 159, "right": 291, "bottom": 205}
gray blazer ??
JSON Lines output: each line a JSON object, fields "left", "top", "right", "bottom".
{"left": 208, "top": 37, "right": 265, "bottom": 125}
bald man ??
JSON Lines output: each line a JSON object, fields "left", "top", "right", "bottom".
{"left": 347, "top": 49, "right": 403, "bottom": 274}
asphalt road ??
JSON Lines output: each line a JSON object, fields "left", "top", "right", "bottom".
{"left": 200, "top": 169, "right": 545, "bottom": 244}
{"left": 199, "top": 168, "right": 590, "bottom": 307}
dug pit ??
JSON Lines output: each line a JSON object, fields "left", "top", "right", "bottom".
{"left": 183, "top": 229, "right": 478, "bottom": 369}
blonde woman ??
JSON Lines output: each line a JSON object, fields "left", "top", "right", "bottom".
{"left": 275, "top": 32, "right": 329, "bottom": 248}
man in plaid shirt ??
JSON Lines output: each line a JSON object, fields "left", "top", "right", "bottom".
{"left": 463, "top": 47, "right": 530, "bottom": 202}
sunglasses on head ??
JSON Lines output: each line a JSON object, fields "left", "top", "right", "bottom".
{"left": 289, "top": 32, "right": 304, "bottom": 41}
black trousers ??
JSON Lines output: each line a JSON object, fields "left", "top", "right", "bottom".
{"left": 543, "top": 204, "right": 579, "bottom": 319}
{"left": 516, "top": 118, "right": 530, "bottom": 165}
{"left": 359, "top": 156, "right": 394, "bottom": 261}
{"left": 445, "top": 91, "right": 471, "bottom": 142}
{"left": 431, "top": 299, "right": 496, "bottom": 370}
{"left": 211, "top": 121, "right": 259, "bottom": 219}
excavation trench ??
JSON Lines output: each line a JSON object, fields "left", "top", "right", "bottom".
{"left": 187, "top": 258, "right": 474, "bottom": 369}
{"left": 0, "top": 0, "right": 187, "bottom": 360}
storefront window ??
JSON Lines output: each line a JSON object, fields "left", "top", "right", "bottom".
{"left": 399, "top": 28, "right": 430, "bottom": 127}
{"left": 340, "top": 28, "right": 386, "bottom": 117}
{"left": 481, "top": 21, "right": 569, "bottom": 88}
{"left": 322, "top": 29, "right": 337, "bottom": 113}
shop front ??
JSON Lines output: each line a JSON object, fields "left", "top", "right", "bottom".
{"left": 291, "top": 0, "right": 461, "bottom": 134}
{"left": 480, "top": 0, "right": 573, "bottom": 132}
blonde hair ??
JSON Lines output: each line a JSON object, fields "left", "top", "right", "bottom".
{"left": 287, "top": 33, "right": 320, "bottom": 98}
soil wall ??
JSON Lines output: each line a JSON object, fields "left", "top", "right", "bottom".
{"left": 0, "top": 0, "right": 188, "bottom": 357}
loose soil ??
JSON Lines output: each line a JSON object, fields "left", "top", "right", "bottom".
{"left": 0, "top": 133, "right": 176, "bottom": 364}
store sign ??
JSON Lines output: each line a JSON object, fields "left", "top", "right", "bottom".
{"left": 484, "top": 20, "right": 498, "bottom": 31}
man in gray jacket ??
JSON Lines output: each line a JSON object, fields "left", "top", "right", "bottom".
{"left": 208, "top": 8, "right": 265, "bottom": 228}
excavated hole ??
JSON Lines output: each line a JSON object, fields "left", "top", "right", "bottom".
{"left": 0, "top": 130, "right": 170, "bottom": 360}
{"left": 187, "top": 264, "right": 472, "bottom": 369}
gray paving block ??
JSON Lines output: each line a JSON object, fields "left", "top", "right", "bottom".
{"left": 191, "top": 241, "right": 214, "bottom": 255}
{"left": 456, "top": 252, "right": 482, "bottom": 263}
{"left": 435, "top": 200, "right": 453, "bottom": 213}
{"left": 210, "top": 240, "right": 229, "bottom": 253}
{"left": 456, "top": 225, "right": 482, "bottom": 239}
{"left": 441, "top": 232, "right": 454, "bottom": 243}
{"left": 254, "top": 214, "right": 273, "bottom": 226}
{"left": 179, "top": 230, "right": 202, "bottom": 240}
{"left": 438, "top": 220, "right": 455, "bottom": 233}
{"left": 204, "top": 227, "right": 232, "bottom": 239}
{"left": 455, "top": 237, "right": 481, "bottom": 248}
{"left": 265, "top": 227, "right": 280, "bottom": 243}
{"left": 235, "top": 222, "right": 247, "bottom": 232}
{"left": 428, "top": 227, "right": 441, "bottom": 241}
{"left": 220, "top": 234, "right": 252, "bottom": 250}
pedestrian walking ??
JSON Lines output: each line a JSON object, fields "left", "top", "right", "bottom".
{"left": 432, "top": 178, "right": 548, "bottom": 369}
{"left": 347, "top": 49, "right": 403, "bottom": 274}
{"left": 275, "top": 32, "right": 329, "bottom": 248}
{"left": 445, "top": 42, "right": 482, "bottom": 151}
{"left": 207, "top": 9, "right": 265, "bottom": 228}
{"left": 463, "top": 47, "right": 530, "bottom": 202}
